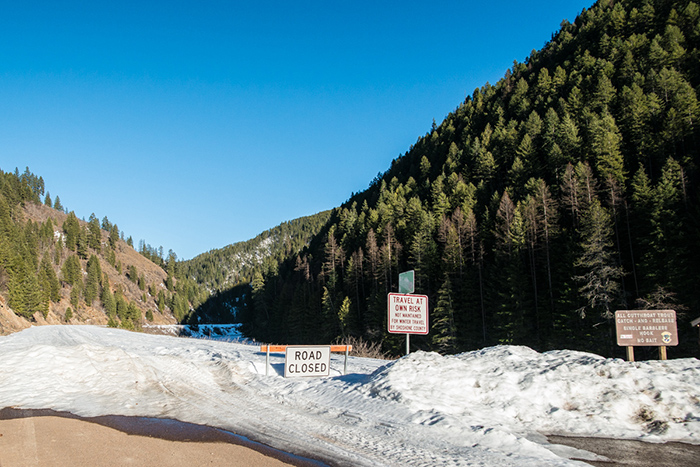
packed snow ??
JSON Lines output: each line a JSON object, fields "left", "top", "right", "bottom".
{"left": 1, "top": 325, "right": 699, "bottom": 466}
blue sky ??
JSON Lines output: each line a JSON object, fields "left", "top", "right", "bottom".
{"left": 1, "top": 1, "right": 592, "bottom": 260}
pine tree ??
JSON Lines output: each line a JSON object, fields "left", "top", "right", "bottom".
{"left": 39, "top": 254, "right": 61, "bottom": 304}
{"left": 62, "top": 212, "right": 80, "bottom": 251}
{"left": 323, "top": 226, "right": 344, "bottom": 290}
{"left": 70, "top": 282, "right": 82, "bottom": 312}
{"left": 337, "top": 296, "right": 353, "bottom": 337}
{"left": 491, "top": 191, "right": 530, "bottom": 345}
{"left": 61, "top": 254, "right": 82, "bottom": 286}
{"left": 8, "top": 260, "right": 43, "bottom": 319}
{"left": 574, "top": 199, "right": 623, "bottom": 320}
{"left": 157, "top": 290, "right": 166, "bottom": 313}
{"left": 108, "top": 224, "right": 119, "bottom": 249}
{"left": 84, "top": 254, "right": 102, "bottom": 306}
{"left": 76, "top": 227, "right": 89, "bottom": 259}
{"left": 643, "top": 157, "right": 690, "bottom": 295}
{"left": 101, "top": 283, "right": 116, "bottom": 317}
{"left": 319, "top": 286, "right": 341, "bottom": 342}
{"left": 53, "top": 196, "right": 63, "bottom": 212}
{"left": 88, "top": 213, "right": 102, "bottom": 252}
{"left": 589, "top": 112, "right": 626, "bottom": 188}
{"left": 431, "top": 274, "right": 458, "bottom": 353}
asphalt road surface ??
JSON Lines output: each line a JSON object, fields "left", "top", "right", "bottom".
{"left": 549, "top": 435, "right": 700, "bottom": 467}
{"left": 2, "top": 408, "right": 698, "bottom": 467}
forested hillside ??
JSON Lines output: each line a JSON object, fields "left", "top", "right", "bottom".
{"left": 0, "top": 167, "right": 204, "bottom": 334}
{"left": 182, "top": 211, "right": 331, "bottom": 292}
{"left": 181, "top": 212, "right": 331, "bottom": 323}
{"left": 239, "top": 0, "right": 700, "bottom": 358}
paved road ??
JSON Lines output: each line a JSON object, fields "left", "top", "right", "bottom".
{"left": 3, "top": 408, "right": 698, "bottom": 467}
{"left": 0, "top": 408, "right": 323, "bottom": 467}
{"left": 549, "top": 435, "right": 700, "bottom": 467}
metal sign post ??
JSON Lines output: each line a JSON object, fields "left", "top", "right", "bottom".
{"left": 398, "top": 271, "right": 415, "bottom": 354}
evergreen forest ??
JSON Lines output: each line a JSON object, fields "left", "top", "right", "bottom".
{"left": 224, "top": 0, "right": 700, "bottom": 358}
{"left": 0, "top": 167, "right": 206, "bottom": 331}
{"left": 182, "top": 211, "right": 331, "bottom": 293}
{"left": 180, "top": 212, "right": 332, "bottom": 323}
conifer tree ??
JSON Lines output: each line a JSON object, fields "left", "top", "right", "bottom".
{"left": 62, "top": 212, "right": 80, "bottom": 251}
{"left": 431, "top": 274, "right": 458, "bottom": 353}
{"left": 39, "top": 254, "right": 61, "bottom": 304}
{"left": 101, "top": 282, "right": 116, "bottom": 318}
{"left": 590, "top": 112, "right": 626, "bottom": 188}
{"left": 76, "top": 226, "right": 89, "bottom": 259}
{"left": 574, "top": 199, "right": 623, "bottom": 320}
{"left": 61, "top": 255, "right": 81, "bottom": 286}
{"left": 108, "top": 224, "right": 119, "bottom": 249}
{"left": 70, "top": 282, "right": 82, "bottom": 312}
{"left": 490, "top": 191, "right": 531, "bottom": 345}
{"left": 157, "top": 290, "right": 166, "bottom": 312}
{"left": 9, "top": 260, "right": 42, "bottom": 319}
{"left": 88, "top": 213, "right": 102, "bottom": 252}
{"left": 84, "top": 254, "right": 102, "bottom": 306}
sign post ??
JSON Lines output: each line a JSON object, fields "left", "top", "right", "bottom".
{"left": 388, "top": 292, "right": 428, "bottom": 355}
{"left": 615, "top": 310, "right": 678, "bottom": 361}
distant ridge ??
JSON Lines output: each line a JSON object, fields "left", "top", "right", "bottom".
{"left": 181, "top": 211, "right": 331, "bottom": 293}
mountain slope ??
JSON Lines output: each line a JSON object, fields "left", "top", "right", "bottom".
{"left": 0, "top": 168, "right": 182, "bottom": 334}
{"left": 181, "top": 210, "right": 331, "bottom": 293}
{"left": 238, "top": 0, "right": 700, "bottom": 358}
{"left": 180, "top": 211, "right": 332, "bottom": 324}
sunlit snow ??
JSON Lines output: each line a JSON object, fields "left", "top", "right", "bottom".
{"left": 1, "top": 325, "right": 699, "bottom": 466}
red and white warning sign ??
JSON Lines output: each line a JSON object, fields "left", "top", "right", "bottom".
{"left": 388, "top": 293, "right": 429, "bottom": 335}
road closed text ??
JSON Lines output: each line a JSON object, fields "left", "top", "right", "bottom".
{"left": 284, "top": 346, "right": 331, "bottom": 377}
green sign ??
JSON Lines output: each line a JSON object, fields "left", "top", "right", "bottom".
{"left": 399, "top": 270, "right": 415, "bottom": 294}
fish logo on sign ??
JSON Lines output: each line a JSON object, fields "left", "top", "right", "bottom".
{"left": 661, "top": 332, "right": 672, "bottom": 344}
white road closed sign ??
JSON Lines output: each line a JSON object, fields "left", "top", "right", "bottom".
{"left": 388, "top": 293, "right": 429, "bottom": 335}
{"left": 284, "top": 346, "right": 331, "bottom": 377}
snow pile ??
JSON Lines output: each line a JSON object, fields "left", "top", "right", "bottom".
{"left": 361, "top": 346, "right": 700, "bottom": 441}
{"left": 1, "top": 326, "right": 699, "bottom": 466}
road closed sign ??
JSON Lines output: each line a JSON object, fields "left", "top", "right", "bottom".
{"left": 388, "top": 293, "right": 429, "bottom": 335}
{"left": 284, "top": 346, "right": 331, "bottom": 377}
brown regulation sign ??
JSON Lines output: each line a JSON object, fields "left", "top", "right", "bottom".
{"left": 615, "top": 310, "right": 678, "bottom": 347}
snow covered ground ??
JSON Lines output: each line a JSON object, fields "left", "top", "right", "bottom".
{"left": 1, "top": 325, "right": 699, "bottom": 466}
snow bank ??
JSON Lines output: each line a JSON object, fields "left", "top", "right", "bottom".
{"left": 1, "top": 326, "right": 698, "bottom": 466}
{"left": 361, "top": 346, "right": 700, "bottom": 442}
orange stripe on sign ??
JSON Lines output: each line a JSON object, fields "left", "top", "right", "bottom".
{"left": 260, "top": 345, "right": 352, "bottom": 352}
{"left": 260, "top": 345, "right": 288, "bottom": 352}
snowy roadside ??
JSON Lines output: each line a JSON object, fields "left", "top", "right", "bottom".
{"left": 1, "top": 326, "right": 699, "bottom": 466}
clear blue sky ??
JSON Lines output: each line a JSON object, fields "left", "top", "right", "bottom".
{"left": 1, "top": 0, "right": 592, "bottom": 260}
